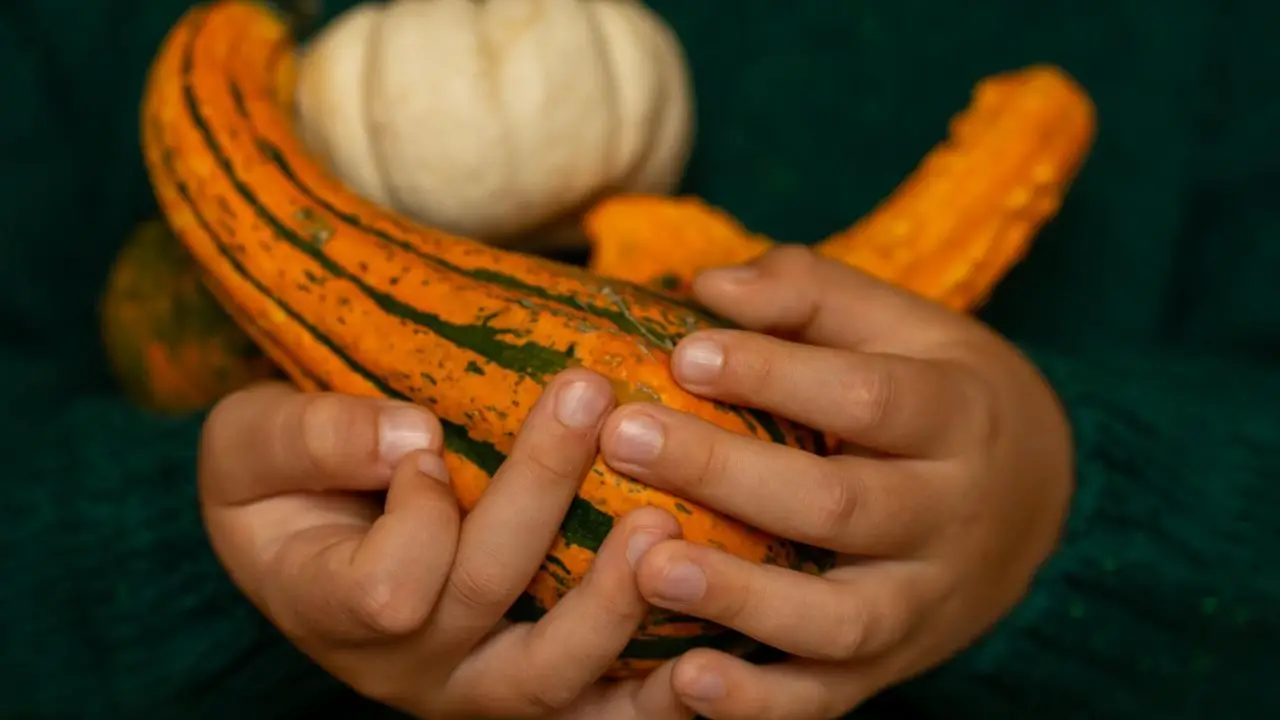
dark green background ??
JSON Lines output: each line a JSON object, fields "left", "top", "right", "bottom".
{"left": 0, "top": 0, "right": 1277, "bottom": 717}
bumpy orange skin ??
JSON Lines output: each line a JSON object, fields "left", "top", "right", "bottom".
{"left": 585, "top": 65, "right": 1097, "bottom": 310}
{"left": 101, "top": 218, "right": 277, "bottom": 414}
{"left": 140, "top": 0, "right": 830, "bottom": 676}
{"left": 139, "top": 0, "right": 1096, "bottom": 676}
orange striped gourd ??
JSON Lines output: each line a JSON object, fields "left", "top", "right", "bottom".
{"left": 141, "top": 0, "right": 829, "bottom": 677}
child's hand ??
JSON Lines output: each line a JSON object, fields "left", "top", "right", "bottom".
{"left": 199, "top": 370, "right": 694, "bottom": 720}
{"left": 600, "top": 247, "right": 1075, "bottom": 719}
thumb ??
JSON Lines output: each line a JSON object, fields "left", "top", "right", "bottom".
{"left": 690, "top": 245, "right": 954, "bottom": 351}
{"left": 199, "top": 382, "right": 444, "bottom": 506}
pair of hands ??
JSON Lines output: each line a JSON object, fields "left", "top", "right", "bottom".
{"left": 199, "top": 247, "right": 1075, "bottom": 720}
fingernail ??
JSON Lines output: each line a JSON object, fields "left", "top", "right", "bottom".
{"left": 626, "top": 530, "right": 666, "bottom": 568}
{"left": 681, "top": 670, "right": 727, "bottom": 701}
{"left": 653, "top": 561, "right": 706, "bottom": 604}
{"left": 673, "top": 339, "right": 724, "bottom": 385}
{"left": 554, "top": 379, "right": 611, "bottom": 429}
{"left": 379, "top": 406, "right": 437, "bottom": 465}
{"left": 416, "top": 453, "right": 451, "bottom": 484}
{"left": 610, "top": 415, "right": 664, "bottom": 463}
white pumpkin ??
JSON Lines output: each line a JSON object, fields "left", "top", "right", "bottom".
{"left": 294, "top": 0, "right": 695, "bottom": 247}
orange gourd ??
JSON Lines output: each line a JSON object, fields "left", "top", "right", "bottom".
{"left": 137, "top": 0, "right": 1096, "bottom": 677}
{"left": 141, "top": 0, "right": 828, "bottom": 677}
{"left": 101, "top": 218, "right": 277, "bottom": 413}
{"left": 584, "top": 65, "right": 1096, "bottom": 311}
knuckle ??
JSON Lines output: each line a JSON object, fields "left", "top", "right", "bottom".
{"left": 819, "top": 603, "right": 870, "bottom": 662}
{"left": 725, "top": 334, "right": 777, "bottom": 390}
{"left": 577, "top": 570, "right": 642, "bottom": 622}
{"left": 298, "top": 394, "right": 377, "bottom": 477}
{"left": 346, "top": 574, "right": 430, "bottom": 636}
{"left": 521, "top": 442, "right": 583, "bottom": 485}
{"left": 446, "top": 563, "right": 512, "bottom": 613}
{"left": 838, "top": 360, "right": 895, "bottom": 436}
{"left": 199, "top": 386, "right": 290, "bottom": 498}
{"left": 811, "top": 471, "right": 859, "bottom": 542}
{"left": 691, "top": 436, "right": 735, "bottom": 491}
{"left": 715, "top": 581, "right": 753, "bottom": 627}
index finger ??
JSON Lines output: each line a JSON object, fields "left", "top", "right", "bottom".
{"left": 668, "top": 330, "right": 981, "bottom": 457}
{"left": 199, "top": 382, "right": 444, "bottom": 505}
{"left": 439, "top": 508, "right": 680, "bottom": 718}
{"left": 691, "top": 245, "right": 954, "bottom": 352}
{"left": 429, "top": 369, "right": 616, "bottom": 650}
{"left": 204, "top": 451, "right": 460, "bottom": 646}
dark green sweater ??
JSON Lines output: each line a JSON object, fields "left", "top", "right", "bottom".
{"left": 2, "top": 1, "right": 1277, "bottom": 718}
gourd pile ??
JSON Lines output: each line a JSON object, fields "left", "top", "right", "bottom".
{"left": 106, "top": 0, "right": 1096, "bottom": 677}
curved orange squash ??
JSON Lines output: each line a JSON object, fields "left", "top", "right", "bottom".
{"left": 140, "top": 0, "right": 829, "bottom": 677}
{"left": 584, "top": 66, "right": 1097, "bottom": 310}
